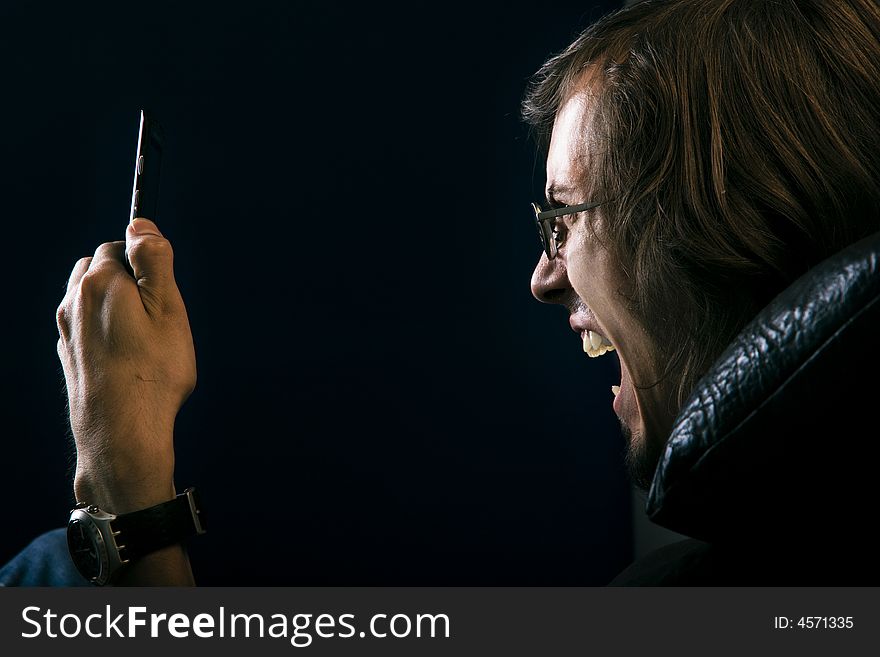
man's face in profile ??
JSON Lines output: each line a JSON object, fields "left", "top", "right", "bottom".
{"left": 530, "top": 87, "right": 678, "bottom": 490}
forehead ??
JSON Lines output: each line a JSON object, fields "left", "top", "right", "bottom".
{"left": 546, "top": 90, "right": 596, "bottom": 199}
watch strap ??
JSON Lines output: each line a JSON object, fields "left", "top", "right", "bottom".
{"left": 110, "top": 487, "right": 207, "bottom": 564}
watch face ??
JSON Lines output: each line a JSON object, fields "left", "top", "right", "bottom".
{"left": 67, "top": 518, "right": 106, "bottom": 582}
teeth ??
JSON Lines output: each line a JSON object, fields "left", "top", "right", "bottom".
{"left": 611, "top": 385, "right": 621, "bottom": 397}
{"left": 582, "top": 330, "right": 616, "bottom": 358}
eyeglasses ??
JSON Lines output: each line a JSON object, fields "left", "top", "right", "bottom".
{"left": 531, "top": 200, "right": 603, "bottom": 260}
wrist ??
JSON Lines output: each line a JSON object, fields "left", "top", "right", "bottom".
{"left": 67, "top": 488, "right": 204, "bottom": 586}
{"left": 73, "top": 426, "right": 176, "bottom": 513}
{"left": 74, "top": 464, "right": 176, "bottom": 515}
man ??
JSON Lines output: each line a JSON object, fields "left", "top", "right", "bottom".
{"left": 0, "top": 219, "right": 198, "bottom": 586}
{"left": 4, "top": 0, "right": 878, "bottom": 587}
{"left": 525, "top": 0, "right": 880, "bottom": 583}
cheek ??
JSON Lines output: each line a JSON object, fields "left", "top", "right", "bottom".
{"left": 566, "top": 234, "right": 657, "bottom": 376}
{"left": 565, "top": 234, "right": 621, "bottom": 316}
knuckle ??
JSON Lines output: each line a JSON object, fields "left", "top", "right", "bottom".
{"left": 92, "top": 241, "right": 117, "bottom": 259}
{"left": 186, "top": 368, "right": 197, "bottom": 394}
{"left": 78, "top": 268, "right": 115, "bottom": 298}
{"left": 94, "top": 242, "right": 124, "bottom": 260}
{"left": 55, "top": 304, "right": 70, "bottom": 336}
{"left": 132, "top": 236, "right": 173, "bottom": 260}
{"left": 64, "top": 257, "right": 91, "bottom": 292}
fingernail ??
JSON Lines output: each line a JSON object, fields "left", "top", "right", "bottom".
{"left": 130, "top": 218, "right": 161, "bottom": 236}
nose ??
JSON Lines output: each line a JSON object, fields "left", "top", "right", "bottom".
{"left": 530, "top": 252, "right": 571, "bottom": 304}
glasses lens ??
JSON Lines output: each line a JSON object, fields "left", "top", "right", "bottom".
{"left": 532, "top": 203, "right": 555, "bottom": 259}
{"left": 541, "top": 221, "right": 556, "bottom": 259}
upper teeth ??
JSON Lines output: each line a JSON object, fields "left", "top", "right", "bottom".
{"left": 583, "top": 330, "right": 615, "bottom": 358}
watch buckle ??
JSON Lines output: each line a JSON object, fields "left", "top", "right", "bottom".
{"left": 185, "top": 487, "right": 207, "bottom": 535}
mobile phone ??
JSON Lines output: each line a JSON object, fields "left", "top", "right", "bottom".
{"left": 126, "top": 110, "right": 164, "bottom": 270}
{"left": 129, "top": 109, "right": 164, "bottom": 223}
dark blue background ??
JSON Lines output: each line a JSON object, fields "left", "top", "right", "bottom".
{"left": 0, "top": 0, "right": 629, "bottom": 584}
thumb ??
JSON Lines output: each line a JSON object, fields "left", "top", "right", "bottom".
{"left": 126, "top": 218, "right": 179, "bottom": 313}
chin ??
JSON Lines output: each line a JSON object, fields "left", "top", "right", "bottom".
{"left": 622, "top": 420, "right": 665, "bottom": 492}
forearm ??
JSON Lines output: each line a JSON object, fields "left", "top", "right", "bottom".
{"left": 73, "top": 438, "right": 195, "bottom": 586}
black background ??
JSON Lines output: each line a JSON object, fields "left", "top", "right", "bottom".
{"left": 0, "top": 0, "right": 630, "bottom": 584}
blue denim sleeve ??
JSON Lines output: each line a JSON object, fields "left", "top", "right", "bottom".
{"left": 0, "top": 528, "right": 90, "bottom": 587}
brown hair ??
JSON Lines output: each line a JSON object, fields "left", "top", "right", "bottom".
{"left": 524, "top": 0, "right": 880, "bottom": 409}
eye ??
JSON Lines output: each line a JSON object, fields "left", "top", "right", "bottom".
{"left": 551, "top": 218, "right": 568, "bottom": 247}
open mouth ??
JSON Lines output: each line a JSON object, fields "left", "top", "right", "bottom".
{"left": 581, "top": 329, "right": 623, "bottom": 401}
{"left": 582, "top": 329, "right": 615, "bottom": 358}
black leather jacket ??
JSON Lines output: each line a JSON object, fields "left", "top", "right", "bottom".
{"left": 612, "top": 231, "right": 880, "bottom": 585}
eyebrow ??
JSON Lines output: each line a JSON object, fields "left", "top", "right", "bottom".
{"left": 545, "top": 184, "right": 577, "bottom": 206}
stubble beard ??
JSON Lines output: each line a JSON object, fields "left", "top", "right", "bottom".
{"left": 622, "top": 420, "right": 665, "bottom": 493}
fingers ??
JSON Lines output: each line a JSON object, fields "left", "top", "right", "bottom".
{"left": 59, "top": 219, "right": 181, "bottom": 331}
{"left": 58, "top": 241, "right": 134, "bottom": 340}
{"left": 90, "top": 241, "right": 126, "bottom": 270}
{"left": 65, "top": 256, "right": 93, "bottom": 295}
{"left": 74, "top": 241, "right": 132, "bottom": 307}
{"left": 58, "top": 255, "right": 96, "bottom": 341}
{"left": 126, "top": 218, "right": 179, "bottom": 314}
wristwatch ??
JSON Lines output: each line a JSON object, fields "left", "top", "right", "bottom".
{"left": 67, "top": 487, "right": 207, "bottom": 585}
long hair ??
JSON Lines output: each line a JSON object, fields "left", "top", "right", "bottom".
{"left": 524, "top": 0, "right": 880, "bottom": 408}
